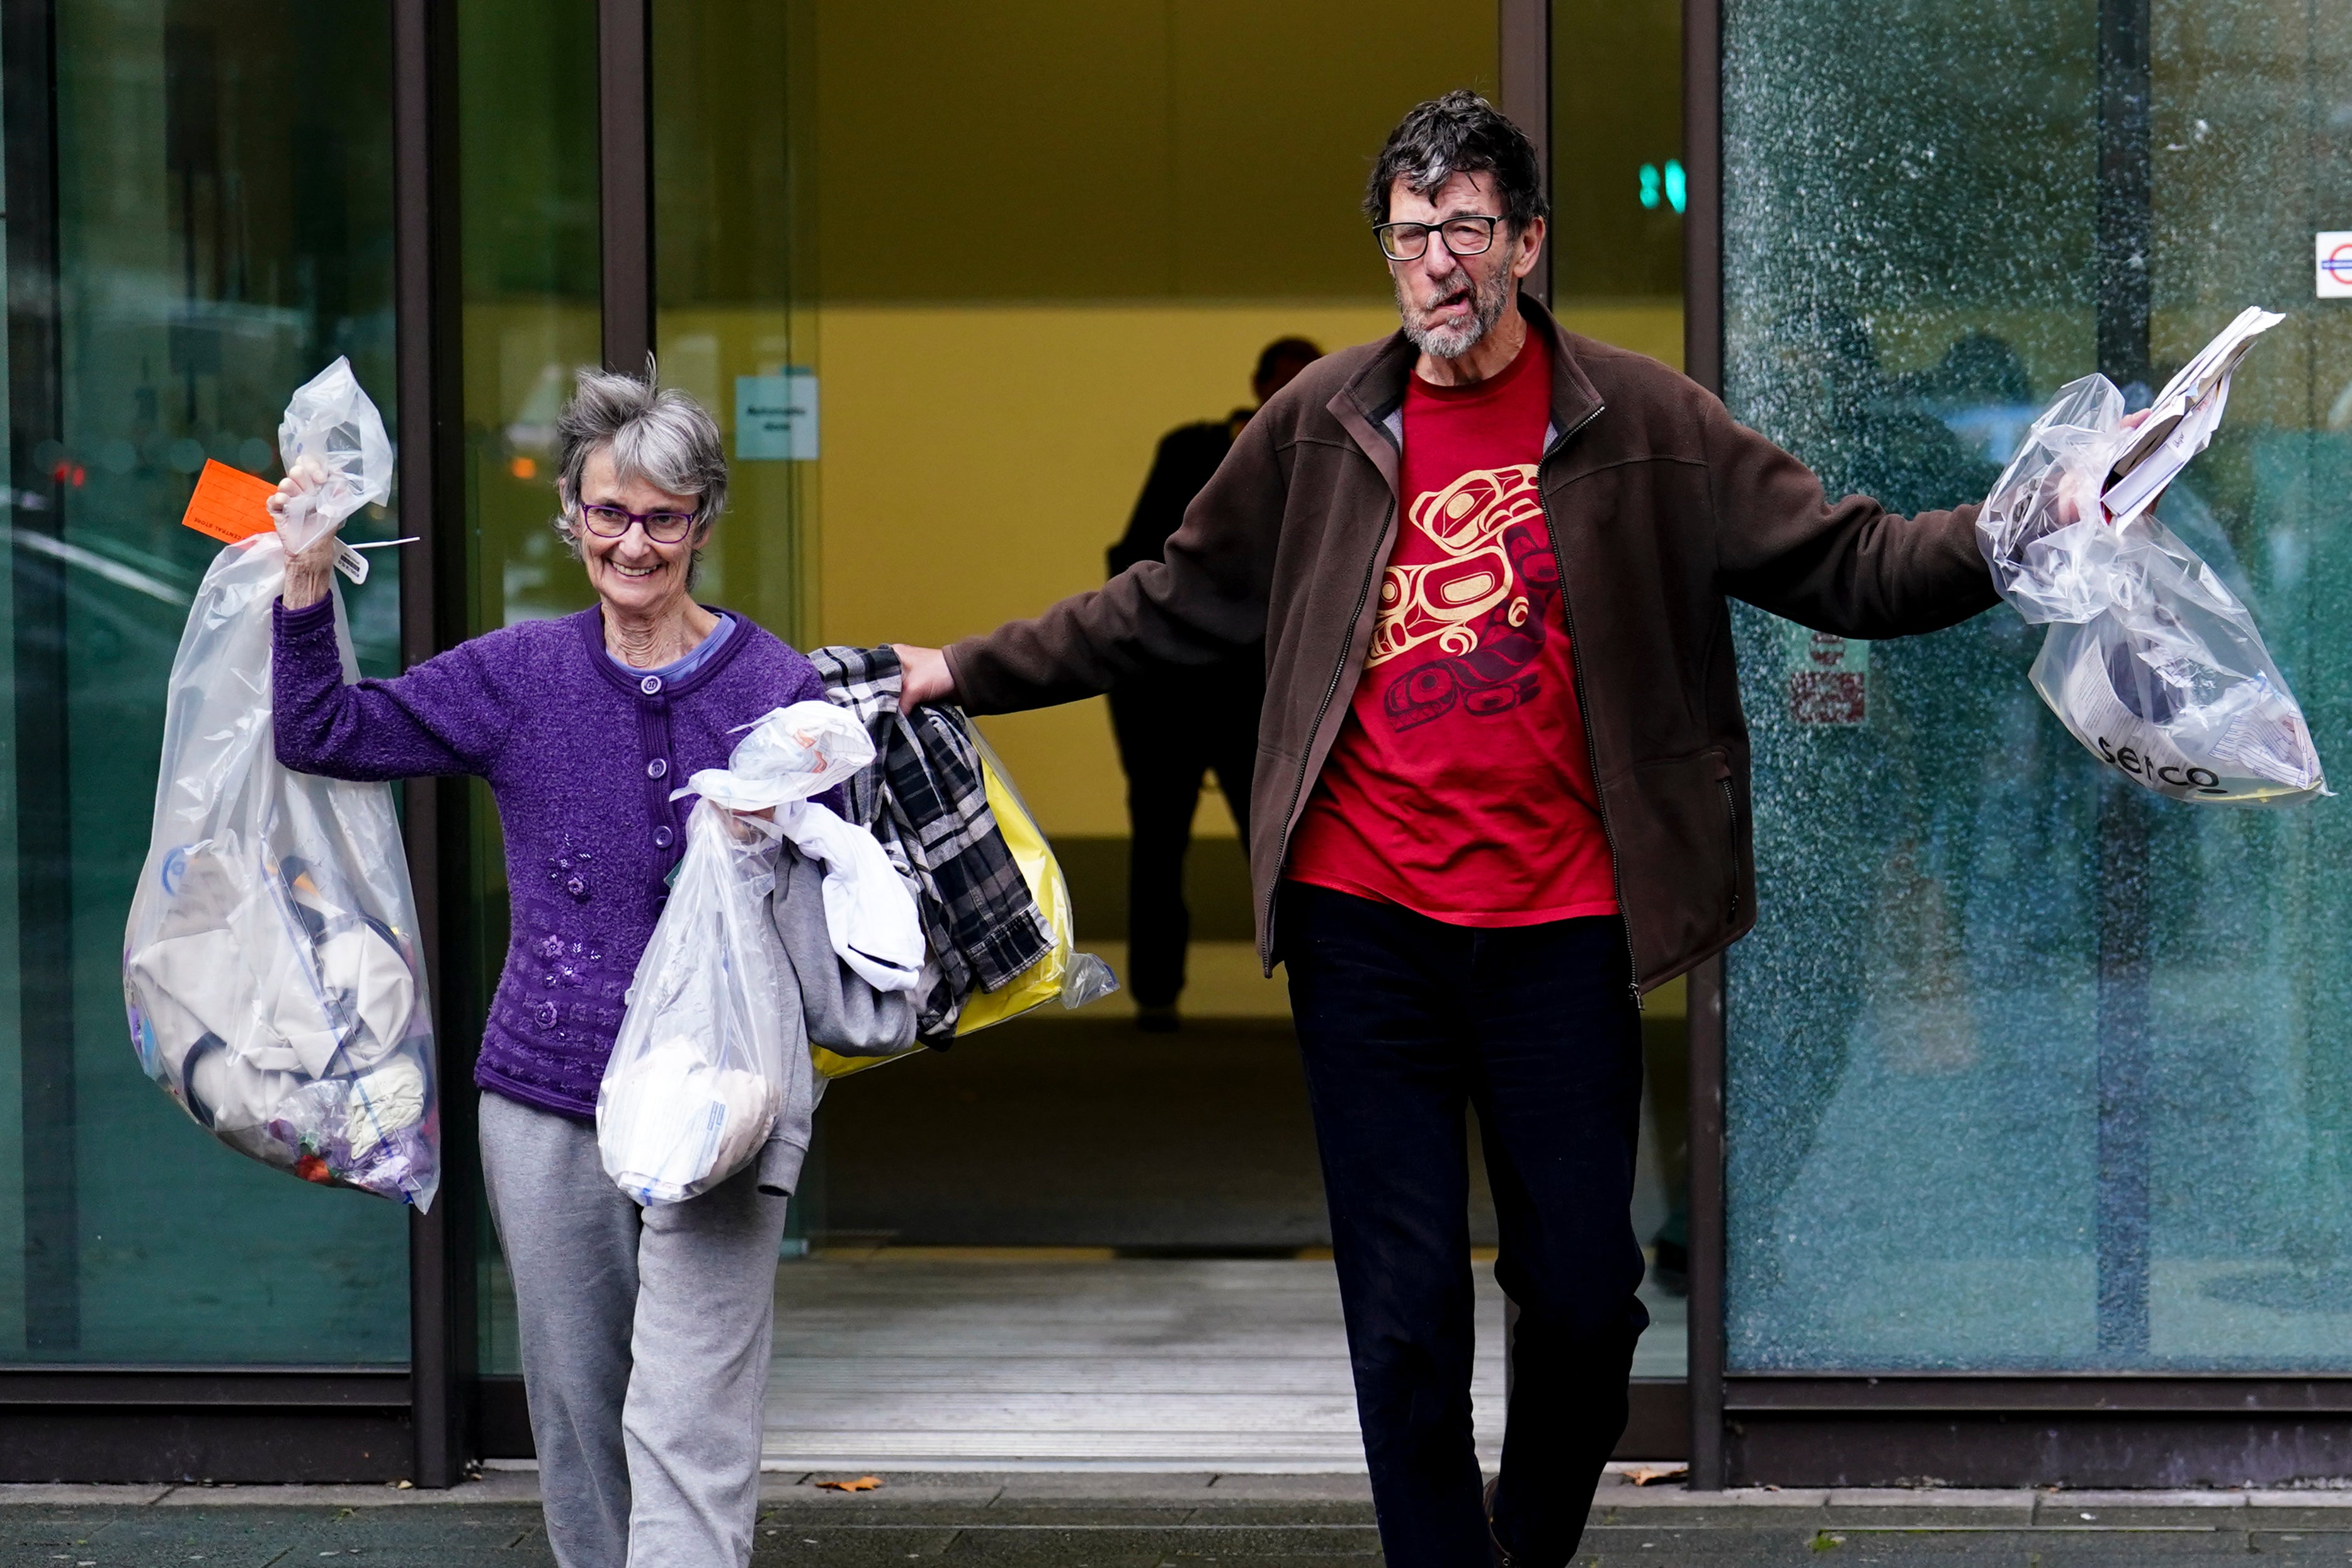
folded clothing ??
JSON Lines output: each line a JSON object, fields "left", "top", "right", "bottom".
{"left": 772, "top": 846, "right": 920, "bottom": 1057}
{"left": 598, "top": 1037, "right": 783, "bottom": 1206}
{"left": 810, "top": 645, "right": 1055, "bottom": 1040}
{"left": 124, "top": 839, "right": 431, "bottom": 1185}
{"left": 775, "top": 799, "right": 926, "bottom": 996}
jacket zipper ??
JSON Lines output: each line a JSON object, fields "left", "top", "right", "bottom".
{"left": 1721, "top": 777, "right": 1741, "bottom": 918}
{"left": 1534, "top": 403, "right": 1644, "bottom": 1006}
{"left": 1259, "top": 497, "right": 1395, "bottom": 973}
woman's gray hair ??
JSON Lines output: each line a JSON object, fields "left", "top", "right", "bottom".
{"left": 552, "top": 364, "right": 729, "bottom": 553}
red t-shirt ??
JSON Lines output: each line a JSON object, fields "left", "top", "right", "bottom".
{"left": 1285, "top": 331, "right": 1618, "bottom": 926}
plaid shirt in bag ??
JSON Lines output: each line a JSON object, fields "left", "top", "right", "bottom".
{"left": 810, "top": 645, "right": 1054, "bottom": 1040}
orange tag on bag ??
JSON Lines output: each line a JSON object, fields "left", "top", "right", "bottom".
{"left": 180, "top": 460, "right": 278, "bottom": 544}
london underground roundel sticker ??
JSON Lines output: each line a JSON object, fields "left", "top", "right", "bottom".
{"left": 2321, "top": 232, "right": 2352, "bottom": 299}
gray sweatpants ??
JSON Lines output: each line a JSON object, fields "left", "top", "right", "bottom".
{"left": 479, "top": 1090, "right": 793, "bottom": 1568}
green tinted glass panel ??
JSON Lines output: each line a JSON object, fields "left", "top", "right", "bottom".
{"left": 654, "top": 0, "right": 815, "bottom": 647}
{"left": 1724, "top": 0, "right": 2352, "bottom": 1370}
{"left": 461, "top": 0, "right": 601, "bottom": 1378}
{"left": 1, "top": 0, "right": 409, "bottom": 1363}
{"left": 1550, "top": 0, "right": 1682, "bottom": 301}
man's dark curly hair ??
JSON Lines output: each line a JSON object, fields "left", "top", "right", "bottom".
{"left": 1363, "top": 89, "right": 1548, "bottom": 234}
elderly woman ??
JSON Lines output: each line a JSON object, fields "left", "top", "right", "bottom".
{"left": 271, "top": 368, "right": 821, "bottom": 1568}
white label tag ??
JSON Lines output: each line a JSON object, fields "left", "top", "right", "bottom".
{"left": 736, "top": 371, "right": 819, "bottom": 460}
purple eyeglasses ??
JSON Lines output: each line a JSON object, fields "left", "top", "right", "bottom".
{"left": 578, "top": 503, "right": 699, "bottom": 544}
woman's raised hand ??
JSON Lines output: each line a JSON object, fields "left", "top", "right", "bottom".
{"left": 271, "top": 457, "right": 341, "bottom": 610}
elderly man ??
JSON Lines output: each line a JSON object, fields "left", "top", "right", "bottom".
{"left": 899, "top": 91, "right": 1997, "bottom": 1567}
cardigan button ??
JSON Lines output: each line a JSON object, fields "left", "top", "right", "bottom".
{"left": 639, "top": 674, "right": 662, "bottom": 695}
{"left": 647, "top": 758, "right": 668, "bottom": 780}
{"left": 653, "top": 826, "right": 674, "bottom": 849}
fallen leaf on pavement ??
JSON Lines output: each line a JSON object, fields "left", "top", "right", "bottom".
{"left": 816, "top": 1475, "right": 884, "bottom": 1492}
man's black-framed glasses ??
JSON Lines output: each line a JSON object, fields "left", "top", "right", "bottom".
{"left": 579, "top": 503, "right": 699, "bottom": 543}
{"left": 1373, "top": 214, "right": 1503, "bottom": 262}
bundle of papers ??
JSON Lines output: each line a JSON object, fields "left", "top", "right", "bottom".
{"left": 2099, "top": 305, "right": 2283, "bottom": 525}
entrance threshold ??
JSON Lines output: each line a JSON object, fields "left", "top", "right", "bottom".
{"left": 764, "top": 1253, "right": 1488, "bottom": 1472}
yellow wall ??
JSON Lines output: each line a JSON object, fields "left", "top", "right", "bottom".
{"left": 815, "top": 302, "right": 1387, "bottom": 835}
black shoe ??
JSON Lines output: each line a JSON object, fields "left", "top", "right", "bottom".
{"left": 1134, "top": 1004, "right": 1180, "bottom": 1033}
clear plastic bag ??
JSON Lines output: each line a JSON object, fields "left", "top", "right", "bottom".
{"left": 809, "top": 722, "right": 1118, "bottom": 1079}
{"left": 686, "top": 699, "right": 924, "bottom": 994}
{"left": 597, "top": 798, "right": 799, "bottom": 1205}
{"left": 597, "top": 706, "right": 880, "bottom": 1207}
{"left": 273, "top": 357, "right": 394, "bottom": 553}
{"left": 1978, "top": 367, "right": 2327, "bottom": 805}
{"left": 123, "top": 535, "right": 438, "bottom": 1207}
{"left": 946, "top": 730, "right": 1119, "bottom": 1035}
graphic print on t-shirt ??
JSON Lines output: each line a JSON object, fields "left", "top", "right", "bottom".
{"left": 1282, "top": 327, "right": 1619, "bottom": 926}
{"left": 1369, "top": 462, "right": 1557, "bottom": 732}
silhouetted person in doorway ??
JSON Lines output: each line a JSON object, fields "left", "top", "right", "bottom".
{"left": 1106, "top": 336, "right": 1321, "bottom": 1031}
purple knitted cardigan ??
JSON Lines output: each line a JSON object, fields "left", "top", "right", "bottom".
{"left": 272, "top": 596, "right": 827, "bottom": 1118}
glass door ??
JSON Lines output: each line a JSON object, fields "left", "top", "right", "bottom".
{"left": 1721, "top": 0, "right": 2352, "bottom": 1373}
{"left": 3, "top": 0, "right": 411, "bottom": 1365}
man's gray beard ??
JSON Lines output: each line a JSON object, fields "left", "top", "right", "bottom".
{"left": 1398, "top": 264, "right": 1511, "bottom": 359}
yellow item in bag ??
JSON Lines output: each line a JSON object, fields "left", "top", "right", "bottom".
{"left": 810, "top": 729, "right": 1116, "bottom": 1080}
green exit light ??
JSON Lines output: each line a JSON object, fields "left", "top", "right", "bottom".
{"left": 1638, "top": 159, "right": 1688, "bottom": 215}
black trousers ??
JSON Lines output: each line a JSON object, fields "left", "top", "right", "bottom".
{"left": 1107, "top": 666, "right": 1259, "bottom": 1008}
{"left": 1281, "top": 882, "right": 1647, "bottom": 1568}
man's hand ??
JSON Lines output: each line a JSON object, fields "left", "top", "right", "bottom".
{"left": 2052, "top": 406, "right": 2158, "bottom": 528}
{"left": 894, "top": 645, "right": 957, "bottom": 708}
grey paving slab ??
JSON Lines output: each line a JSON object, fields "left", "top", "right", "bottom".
{"left": 1827, "top": 1490, "right": 2038, "bottom": 1511}
{"left": 1202, "top": 1475, "right": 1373, "bottom": 1502}
{"left": 150, "top": 1475, "right": 538, "bottom": 1508}
{"left": 0, "top": 1506, "right": 115, "bottom": 1549}
{"left": 752, "top": 1524, "right": 966, "bottom": 1561}
{"left": 2040, "top": 1490, "right": 2249, "bottom": 1513}
{"left": 761, "top": 1479, "right": 1008, "bottom": 1506}
{"left": 2231, "top": 1506, "right": 2352, "bottom": 1529}
{"left": 995, "top": 1474, "right": 1222, "bottom": 1501}
{"left": 1572, "top": 1524, "right": 2264, "bottom": 1564}
{"left": 40, "top": 1481, "right": 2352, "bottom": 1568}
{"left": 1589, "top": 1488, "right": 1834, "bottom": 1525}
{"left": 1176, "top": 1503, "right": 1382, "bottom": 1525}
{"left": 6, "top": 1505, "right": 552, "bottom": 1568}
{"left": 981, "top": 1507, "right": 1232, "bottom": 1526}
{"left": 929, "top": 1532, "right": 1173, "bottom": 1568}
{"left": 0, "top": 1485, "right": 174, "bottom": 1508}
{"left": 1817, "top": 1494, "right": 2039, "bottom": 1528}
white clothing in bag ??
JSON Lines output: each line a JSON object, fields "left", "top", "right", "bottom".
{"left": 598, "top": 798, "right": 805, "bottom": 1207}
{"left": 122, "top": 359, "right": 436, "bottom": 1206}
{"left": 682, "top": 700, "right": 924, "bottom": 995}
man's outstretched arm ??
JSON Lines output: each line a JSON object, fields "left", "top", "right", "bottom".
{"left": 1704, "top": 392, "right": 1998, "bottom": 639}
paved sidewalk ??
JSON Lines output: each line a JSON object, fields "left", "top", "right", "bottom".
{"left": 16, "top": 1470, "right": 2352, "bottom": 1564}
